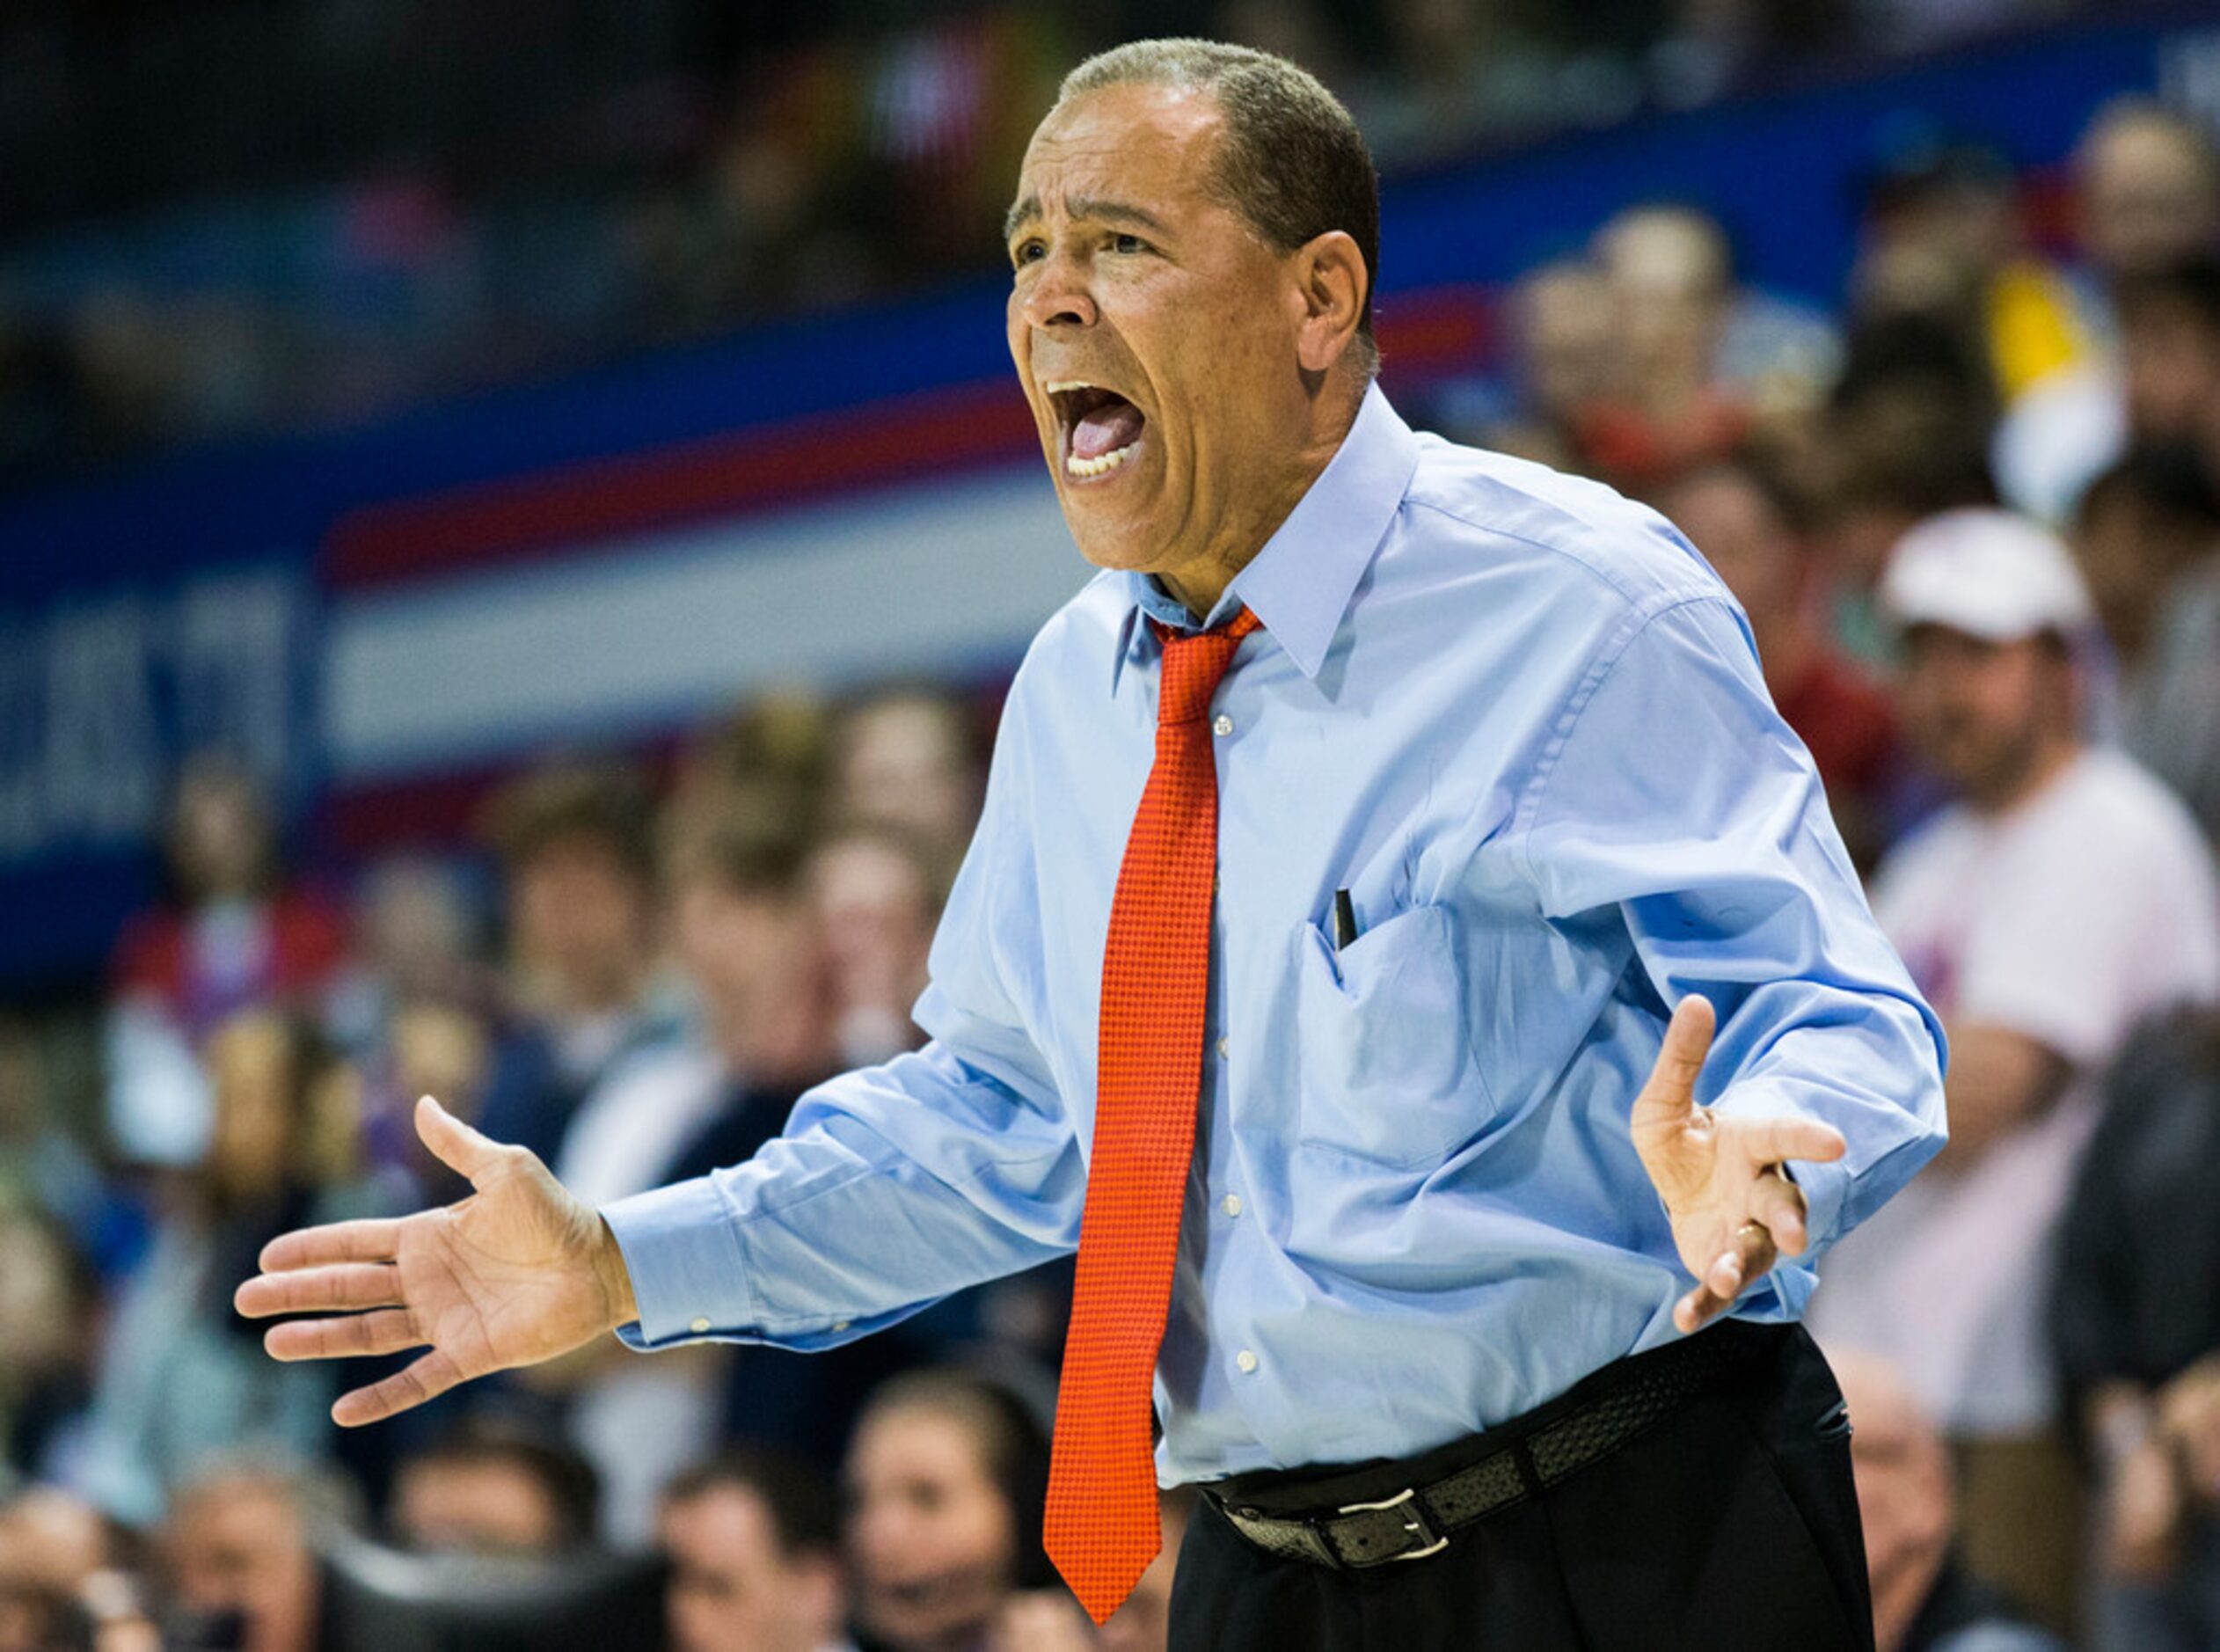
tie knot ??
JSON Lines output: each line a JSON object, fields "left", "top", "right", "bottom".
{"left": 1150, "top": 608, "right": 1260, "bottom": 726}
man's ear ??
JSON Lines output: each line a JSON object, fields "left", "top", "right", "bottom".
{"left": 1293, "top": 230, "right": 1368, "bottom": 375}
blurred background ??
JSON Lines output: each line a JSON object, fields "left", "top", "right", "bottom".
{"left": 5, "top": 2, "right": 2220, "bottom": 1648}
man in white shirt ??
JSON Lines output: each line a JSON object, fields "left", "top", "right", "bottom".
{"left": 1811, "top": 508, "right": 2220, "bottom": 1634}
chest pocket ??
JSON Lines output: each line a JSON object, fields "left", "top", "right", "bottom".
{"left": 1290, "top": 901, "right": 1493, "bottom": 1169}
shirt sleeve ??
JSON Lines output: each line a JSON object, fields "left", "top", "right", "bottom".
{"left": 1519, "top": 593, "right": 1949, "bottom": 1308}
{"left": 602, "top": 685, "right": 1086, "bottom": 1351}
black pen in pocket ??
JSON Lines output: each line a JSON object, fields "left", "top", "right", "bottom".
{"left": 1332, "top": 888, "right": 1358, "bottom": 950}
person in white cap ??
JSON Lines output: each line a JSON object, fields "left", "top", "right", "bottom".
{"left": 1809, "top": 507, "right": 2220, "bottom": 1636}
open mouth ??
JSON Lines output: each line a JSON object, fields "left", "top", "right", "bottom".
{"left": 1045, "top": 379, "right": 1147, "bottom": 480}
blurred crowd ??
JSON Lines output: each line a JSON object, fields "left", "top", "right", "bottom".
{"left": 0, "top": 0, "right": 2122, "bottom": 486}
{"left": 5, "top": 47, "right": 2220, "bottom": 1652}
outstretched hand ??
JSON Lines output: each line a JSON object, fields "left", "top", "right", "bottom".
{"left": 233, "top": 1096, "right": 638, "bottom": 1426}
{"left": 1629, "top": 995, "right": 1846, "bottom": 1334}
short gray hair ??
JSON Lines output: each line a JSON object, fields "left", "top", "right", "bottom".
{"left": 1059, "top": 39, "right": 1380, "bottom": 374}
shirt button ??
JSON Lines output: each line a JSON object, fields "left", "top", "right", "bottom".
{"left": 833, "top": 1321, "right": 851, "bottom": 1333}
{"left": 689, "top": 1317, "right": 711, "bottom": 1334}
{"left": 1213, "top": 713, "right": 1234, "bottom": 737}
{"left": 1216, "top": 1035, "right": 1230, "bottom": 1060}
{"left": 1222, "top": 1193, "right": 1243, "bottom": 1218}
{"left": 1236, "top": 1349, "right": 1260, "bottom": 1374}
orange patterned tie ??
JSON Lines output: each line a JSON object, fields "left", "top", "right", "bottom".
{"left": 1045, "top": 606, "right": 1262, "bottom": 1625}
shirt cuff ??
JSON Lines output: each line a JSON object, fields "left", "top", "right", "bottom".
{"left": 1712, "top": 1079, "right": 1854, "bottom": 1255}
{"left": 1779, "top": 1155, "right": 1851, "bottom": 1257}
{"left": 601, "top": 1176, "right": 761, "bottom": 1350}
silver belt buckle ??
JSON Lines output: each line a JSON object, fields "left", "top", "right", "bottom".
{"left": 1336, "top": 1485, "right": 1450, "bottom": 1561}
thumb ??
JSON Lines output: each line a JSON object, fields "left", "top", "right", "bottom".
{"left": 1632, "top": 993, "right": 1716, "bottom": 1132}
{"left": 414, "top": 1094, "right": 504, "bottom": 1185}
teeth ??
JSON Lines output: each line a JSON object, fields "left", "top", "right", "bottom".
{"left": 1065, "top": 441, "right": 1138, "bottom": 479}
{"left": 1044, "top": 379, "right": 1095, "bottom": 394}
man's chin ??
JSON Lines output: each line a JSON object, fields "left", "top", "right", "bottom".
{"left": 1061, "top": 513, "right": 1166, "bottom": 577}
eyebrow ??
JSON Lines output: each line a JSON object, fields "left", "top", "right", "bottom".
{"left": 1003, "top": 195, "right": 1172, "bottom": 244}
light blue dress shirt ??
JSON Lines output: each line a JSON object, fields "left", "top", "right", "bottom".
{"left": 602, "top": 384, "right": 1948, "bottom": 1486}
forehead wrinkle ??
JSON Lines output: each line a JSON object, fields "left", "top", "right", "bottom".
{"left": 1011, "top": 93, "right": 1227, "bottom": 236}
{"left": 1066, "top": 197, "right": 1173, "bottom": 237}
{"left": 1004, "top": 188, "right": 1176, "bottom": 246}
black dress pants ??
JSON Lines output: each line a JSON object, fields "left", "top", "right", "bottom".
{"left": 1168, "top": 1323, "right": 1872, "bottom": 1651}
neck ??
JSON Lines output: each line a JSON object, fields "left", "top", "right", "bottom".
{"left": 1153, "top": 374, "right": 1367, "bottom": 619}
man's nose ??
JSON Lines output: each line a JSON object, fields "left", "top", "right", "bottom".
{"left": 1021, "top": 246, "right": 1098, "bottom": 331}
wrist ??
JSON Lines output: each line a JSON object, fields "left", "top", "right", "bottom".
{"left": 592, "top": 1215, "right": 639, "bottom": 1330}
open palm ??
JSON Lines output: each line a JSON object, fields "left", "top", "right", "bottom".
{"left": 1629, "top": 995, "right": 1848, "bottom": 1334}
{"left": 234, "top": 1096, "right": 637, "bottom": 1426}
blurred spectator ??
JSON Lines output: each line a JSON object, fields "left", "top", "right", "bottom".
{"left": 843, "top": 1370, "right": 1055, "bottom": 1652}
{"left": 809, "top": 822, "right": 950, "bottom": 1070}
{"left": 1487, "top": 259, "right": 1619, "bottom": 470}
{"left": 105, "top": 757, "right": 349, "bottom": 1169}
{"left": 2076, "top": 100, "right": 2220, "bottom": 289}
{"left": 660, "top": 1449, "right": 851, "bottom": 1652}
{"left": 0, "top": 1205, "right": 98, "bottom": 1488}
{"left": 159, "top": 1457, "right": 353, "bottom": 1652}
{"left": 0, "top": 1487, "right": 153, "bottom": 1652}
{"left": 2070, "top": 442, "right": 2218, "bottom": 684}
{"left": 474, "top": 762, "right": 681, "bottom": 1172}
{"left": 76, "top": 1010, "right": 377, "bottom": 1524}
{"left": 0, "top": 1018, "right": 130, "bottom": 1283}
{"left": 354, "top": 998, "right": 495, "bottom": 1202}
{"left": 2053, "top": 1006, "right": 2220, "bottom": 1650}
{"left": 2070, "top": 442, "right": 2220, "bottom": 842}
{"left": 1855, "top": 133, "right": 2091, "bottom": 406}
{"left": 556, "top": 808, "right": 829, "bottom": 1206}
{"left": 2113, "top": 255, "right": 2220, "bottom": 448}
{"left": 549, "top": 808, "right": 835, "bottom": 1546}
{"left": 1575, "top": 205, "right": 1754, "bottom": 488}
{"left": 1996, "top": 102, "right": 2220, "bottom": 519}
{"left": 1809, "top": 509, "right": 2220, "bottom": 1633}
{"left": 1814, "top": 313, "right": 1998, "bottom": 663}
{"left": 1660, "top": 454, "right": 1901, "bottom": 866}
{"left": 388, "top": 1414, "right": 600, "bottom": 1560}
{"left": 323, "top": 857, "right": 487, "bottom": 1064}
{"left": 322, "top": 857, "right": 499, "bottom": 1203}
{"left": 677, "top": 691, "right": 836, "bottom": 842}
{"left": 1829, "top": 1349, "right": 2062, "bottom": 1652}
{"left": 1098, "top": 1486, "right": 1193, "bottom": 1652}
{"left": 1344, "top": 0, "right": 1559, "bottom": 166}
{"left": 830, "top": 689, "right": 987, "bottom": 862}
{"left": 989, "top": 1484, "right": 1195, "bottom": 1652}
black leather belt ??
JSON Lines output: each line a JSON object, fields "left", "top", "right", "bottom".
{"left": 1203, "top": 1321, "right": 1775, "bottom": 1570}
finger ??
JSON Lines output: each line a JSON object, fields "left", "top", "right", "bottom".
{"left": 1634, "top": 995, "right": 1717, "bottom": 1125}
{"left": 1675, "top": 1282, "right": 1729, "bottom": 1335}
{"left": 1676, "top": 1222, "right": 1777, "bottom": 1334}
{"left": 1747, "top": 1171, "right": 1811, "bottom": 1257}
{"left": 332, "top": 1348, "right": 468, "bottom": 1428}
{"left": 265, "top": 1309, "right": 424, "bottom": 1363}
{"left": 1732, "top": 1117, "right": 1847, "bottom": 1169}
{"left": 414, "top": 1094, "right": 506, "bottom": 1186}
{"left": 257, "top": 1218, "right": 404, "bottom": 1274}
{"left": 235, "top": 1263, "right": 403, "bottom": 1319}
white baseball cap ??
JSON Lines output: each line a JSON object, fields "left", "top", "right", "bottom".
{"left": 1879, "top": 508, "right": 2097, "bottom": 643}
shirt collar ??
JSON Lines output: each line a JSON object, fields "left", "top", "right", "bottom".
{"left": 1107, "top": 381, "right": 1420, "bottom": 694}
